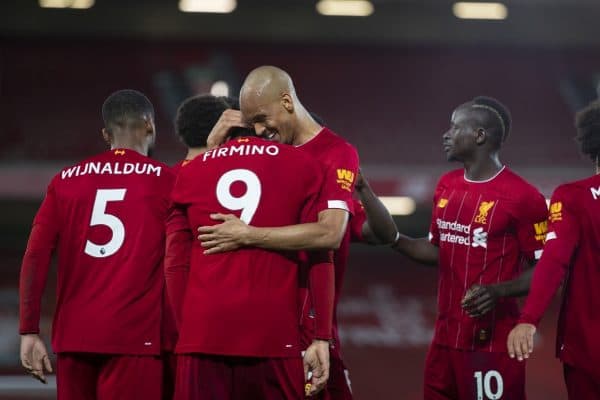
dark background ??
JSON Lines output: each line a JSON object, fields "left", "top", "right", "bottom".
{"left": 2, "top": 0, "right": 598, "bottom": 398}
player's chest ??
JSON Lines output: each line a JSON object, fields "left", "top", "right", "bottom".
{"left": 434, "top": 189, "right": 514, "bottom": 244}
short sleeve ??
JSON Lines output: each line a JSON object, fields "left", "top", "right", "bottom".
{"left": 318, "top": 144, "right": 360, "bottom": 215}
{"left": 515, "top": 190, "right": 550, "bottom": 261}
{"left": 300, "top": 160, "right": 328, "bottom": 224}
{"left": 428, "top": 180, "right": 445, "bottom": 247}
{"left": 349, "top": 200, "right": 367, "bottom": 242}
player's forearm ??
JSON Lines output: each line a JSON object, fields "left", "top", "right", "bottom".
{"left": 19, "top": 225, "right": 55, "bottom": 334}
{"left": 489, "top": 267, "right": 535, "bottom": 299}
{"left": 356, "top": 183, "right": 398, "bottom": 245}
{"left": 308, "top": 254, "right": 335, "bottom": 340}
{"left": 520, "top": 249, "right": 569, "bottom": 326}
{"left": 246, "top": 223, "right": 341, "bottom": 251}
{"left": 391, "top": 235, "right": 439, "bottom": 265}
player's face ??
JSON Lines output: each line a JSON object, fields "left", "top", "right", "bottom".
{"left": 443, "top": 107, "right": 478, "bottom": 162}
{"left": 241, "top": 96, "right": 295, "bottom": 145}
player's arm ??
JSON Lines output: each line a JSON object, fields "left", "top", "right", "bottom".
{"left": 353, "top": 169, "right": 398, "bottom": 245}
{"left": 164, "top": 206, "right": 192, "bottom": 328}
{"left": 390, "top": 235, "right": 439, "bottom": 265}
{"left": 463, "top": 191, "right": 550, "bottom": 318}
{"left": 205, "top": 109, "right": 248, "bottom": 150}
{"left": 199, "top": 208, "right": 348, "bottom": 253}
{"left": 303, "top": 250, "right": 334, "bottom": 395}
{"left": 508, "top": 189, "right": 578, "bottom": 361}
{"left": 19, "top": 183, "right": 58, "bottom": 383}
{"left": 199, "top": 144, "right": 360, "bottom": 253}
{"left": 462, "top": 265, "right": 535, "bottom": 318}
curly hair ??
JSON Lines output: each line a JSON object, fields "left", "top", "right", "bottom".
{"left": 174, "top": 94, "right": 229, "bottom": 148}
{"left": 575, "top": 100, "right": 600, "bottom": 164}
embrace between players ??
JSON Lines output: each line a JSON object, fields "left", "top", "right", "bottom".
{"left": 18, "top": 65, "right": 600, "bottom": 399}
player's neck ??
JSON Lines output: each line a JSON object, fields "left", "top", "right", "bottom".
{"left": 110, "top": 141, "right": 147, "bottom": 156}
{"left": 186, "top": 147, "right": 207, "bottom": 161}
{"left": 293, "top": 109, "right": 323, "bottom": 146}
{"left": 463, "top": 154, "right": 503, "bottom": 181}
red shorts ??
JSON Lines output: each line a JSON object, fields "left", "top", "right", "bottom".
{"left": 563, "top": 363, "right": 600, "bottom": 399}
{"left": 423, "top": 344, "right": 525, "bottom": 400}
{"left": 175, "top": 354, "right": 304, "bottom": 400}
{"left": 316, "top": 355, "right": 353, "bottom": 400}
{"left": 56, "top": 353, "right": 162, "bottom": 400}
{"left": 163, "top": 352, "right": 177, "bottom": 400}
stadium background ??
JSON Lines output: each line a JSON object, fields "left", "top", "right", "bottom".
{"left": 2, "top": 0, "right": 599, "bottom": 398}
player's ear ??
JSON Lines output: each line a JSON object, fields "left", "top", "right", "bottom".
{"left": 102, "top": 128, "right": 112, "bottom": 146}
{"left": 281, "top": 94, "right": 294, "bottom": 114}
{"left": 475, "top": 128, "right": 487, "bottom": 145}
{"left": 143, "top": 115, "right": 155, "bottom": 137}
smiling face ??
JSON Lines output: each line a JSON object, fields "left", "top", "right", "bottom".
{"left": 442, "top": 106, "right": 480, "bottom": 162}
{"left": 240, "top": 91, "right": 296, "bottom": 145}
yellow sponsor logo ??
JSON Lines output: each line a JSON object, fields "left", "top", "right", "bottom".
{"left": 549, "top": 201, "right": 562, "bottom": 222}
{"left": 533, "top": 220, "right": 548, "bottom": 242}
{"left": 437, "top": 198, "right": 449, "bottom": 208}
{"left": 114, "top": 149, "right": 125, "bottom": 156}
{"left": 474, "top": 201, "right": 495, "bottom": 224}
{"left": 237, "top": 138, "right": 250, "bottom": 143}
{"left": 336, "top": 169, "right": 355, "bottom": 192}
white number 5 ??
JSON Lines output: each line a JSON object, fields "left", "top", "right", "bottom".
{"left": 216, "top": 169, "right": 261, "bottom": 224}
{"left": 85, "top": 189, "right": 126, "bottom": 258}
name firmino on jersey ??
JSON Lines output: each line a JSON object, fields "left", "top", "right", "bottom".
{"left": 202, "top": 144, "right": 280, "bottom": 162}
{"left": 61, "top": 162, "right": 161, "bottom": 179}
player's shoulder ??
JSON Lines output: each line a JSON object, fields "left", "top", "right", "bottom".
{"left": 317, "top": 127, "right": 358, "bottom": 156}
{"left": 502, "top": 167, "right": 543, "bottom": 198}
{"left": 436, "top": 168, "right": 463, "bottom": 188}
{"left": 552, "top": 175, "right": 598, "bottom": 201}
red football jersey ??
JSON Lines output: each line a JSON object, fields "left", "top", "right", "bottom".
{"left": 160, "top": 159, "right": 193, "bottom": 353}
{"left": 429, "top": 167, "right": 548, "bottom": 352}
{"left": 19, "top": 149, "right": 175, "bottom": 355}
{"left": 349, "top": 199, "right": 367, "bottom": 242}
{"left": 296, "top": 127, "right": 360, "bottom": 357}
{"left": 170, "top": 137, "right": 330, "bottom": 358}
{"left": 520, "top": 174, "right": 600, "bottom": 377}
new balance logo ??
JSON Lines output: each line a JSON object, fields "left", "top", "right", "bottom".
{"left": 471, "top": 227, "right": 488, "bottom": 248}
{"left": 592, "top": 186, "right": 600, "bottom": 200}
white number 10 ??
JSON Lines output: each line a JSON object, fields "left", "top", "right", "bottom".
{"left": 474, "top": 370, "right": 504, "bottom": 400}
{"left": 216, "top": 169, "right": 262, "bottom": 224}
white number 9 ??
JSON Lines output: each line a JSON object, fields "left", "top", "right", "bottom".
{"left": 216, "top": 169, "right": 262, "bottom": 224}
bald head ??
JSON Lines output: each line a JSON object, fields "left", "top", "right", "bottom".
{"left": 240, "top": 65, "right": 297, "bottom": 106}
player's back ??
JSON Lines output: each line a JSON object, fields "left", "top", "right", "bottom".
{"left": 44, "top": 148, "right": 174, "bottom": 355}
{"left": 553, "top": 174, "right": 600, "bottom": 368}
{"left": 171, "top": 136, "right": 325, "bottom": 358}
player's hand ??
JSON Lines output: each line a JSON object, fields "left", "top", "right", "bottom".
{"left": 507, "top": 323, "right": 536, "bottom": 361}
{"left": 197, "top": 213, "right": 250, "bottom": 254}
{"left": 303, "top": 339, "right": 330, "bottom": 396}
{"left": 20, "top": 334, "right": 52, "bottom": 384}
{"left": 206, "top": 109, "right": 248, "bottom": 150}
{"left": 461, "top": 284, "right": 500, "bottom": 318}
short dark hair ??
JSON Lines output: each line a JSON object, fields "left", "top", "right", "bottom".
{"left": 472, "top": 96, "right": 512, "bottom": 144}
{"left": 102, "top": 89, "right": 154, "bottom": 132}
{"left": 575, "top": 100, "right": 600, "bottom": 163}
{"left": 175, "top": 94, "right": 229, "bottom": 148}
{"left": 221, "top": 96, "right": 240, "bottom": 110}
